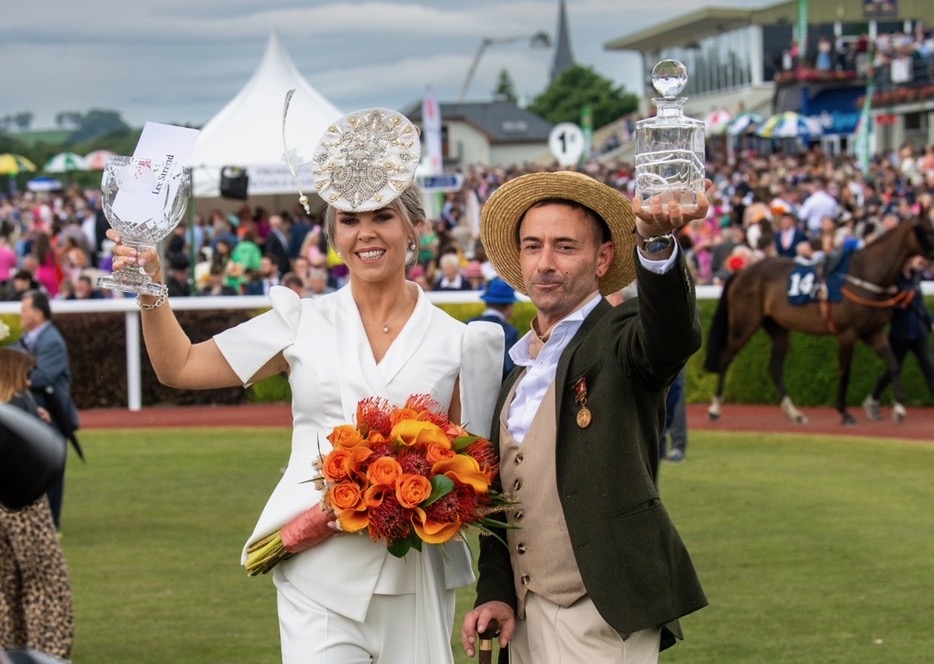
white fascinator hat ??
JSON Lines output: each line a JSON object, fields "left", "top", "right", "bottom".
{"left": 282, "top": 93, "right": 421, "bottom": 214}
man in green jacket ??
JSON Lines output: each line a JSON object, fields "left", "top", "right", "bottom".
{"left": 462, "top": 171, "right": 708, "bottom": 663}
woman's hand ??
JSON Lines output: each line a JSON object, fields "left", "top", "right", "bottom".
{"left": 106, "top": 228, "right": 164, "bottom": 282}
{"left": 280, "top": 503, "right": 338, "bottom": 554}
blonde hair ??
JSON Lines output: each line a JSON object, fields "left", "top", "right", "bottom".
{"left": 0, "top": 347, "right": 36, "bottom": 403}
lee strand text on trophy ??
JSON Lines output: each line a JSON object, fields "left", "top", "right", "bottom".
{"left": 97, "top": 122, "right": 199, "bottom": 296}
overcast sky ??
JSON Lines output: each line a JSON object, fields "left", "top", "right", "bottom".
{"left": 0, "top": 0, "right": 770, "bottom": 130}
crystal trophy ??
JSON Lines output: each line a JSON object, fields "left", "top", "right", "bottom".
{"left": 634, "top": 60, "right": 705, "bottom": 210}
{"left": 97, "top": 155, "right": 191, "bottom": 296}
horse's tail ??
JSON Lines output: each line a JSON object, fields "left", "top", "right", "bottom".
{"left": 704, "top": 273, "right": 735, "bottom": 373}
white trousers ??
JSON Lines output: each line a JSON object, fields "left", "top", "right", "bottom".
{"left": 510, "top": 593, "right": 661, "bottom": 664}
{"left": 274, "top": 574, "right": 456, "bottom": 663}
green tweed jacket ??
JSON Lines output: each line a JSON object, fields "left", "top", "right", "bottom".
{"left": 475, "top": 251, "right": 708, "bottom": 652}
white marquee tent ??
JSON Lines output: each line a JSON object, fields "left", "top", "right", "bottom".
{"left": 188, "top": 30, "right": 342, "bottom": 201}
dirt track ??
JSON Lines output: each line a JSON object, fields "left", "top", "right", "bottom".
{"left": 79, "top": 402, "right": 933, "bottom": 442}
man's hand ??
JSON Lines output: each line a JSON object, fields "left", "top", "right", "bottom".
{"left": 461, "top": 601, "right": 515, "bottom": 657}
{"left": 631, "top": 179, "right": 713, "bottom": 238}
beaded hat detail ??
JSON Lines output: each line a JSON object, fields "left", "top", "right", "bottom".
{"left": 282, "top": 94, "right": 421, "bottom": 214}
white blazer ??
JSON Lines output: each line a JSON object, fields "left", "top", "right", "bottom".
{"left": 214, "top": 284, "right": 503, "bottom": 622}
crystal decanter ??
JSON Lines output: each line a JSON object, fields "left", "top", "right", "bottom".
{"left": 634, "top": 60, "right": 705, "bottom": 210}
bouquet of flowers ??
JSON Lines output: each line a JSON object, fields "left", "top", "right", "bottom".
{"left": 246, "top": 394, "right": 512, "bottom": 576}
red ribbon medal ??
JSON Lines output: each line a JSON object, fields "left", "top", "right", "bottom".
{"left": 572, "top": 376, "right": 592, "bottom": 428}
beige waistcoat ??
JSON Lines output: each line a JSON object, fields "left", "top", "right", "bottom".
{"left": 499, "top": 379, "right": 587, "bottom": 619}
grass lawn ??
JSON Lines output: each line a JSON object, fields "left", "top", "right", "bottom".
{"left": 60, "top": 428, "right": 934, "bottom": 663}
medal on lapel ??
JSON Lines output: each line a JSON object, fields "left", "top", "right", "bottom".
{"left": 572, "top": 376, "right": 592, "bottom": 428}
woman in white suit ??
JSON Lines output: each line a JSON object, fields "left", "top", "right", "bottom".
{"left": 109, "top": 108, "right": 503, "bottom": 663}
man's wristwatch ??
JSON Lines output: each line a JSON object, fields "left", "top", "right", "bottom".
{"left": 633, "top": 228, "right": 675, "bottom": 255}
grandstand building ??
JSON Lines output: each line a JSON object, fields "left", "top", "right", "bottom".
{"left": 605, "top": 0, "right": 934, "bottom": 157}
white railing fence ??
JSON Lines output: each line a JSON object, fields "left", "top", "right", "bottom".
{"left": 2, "top": 283, "right": 931, "bottom": 411}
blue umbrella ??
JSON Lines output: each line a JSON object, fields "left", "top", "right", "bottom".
{"left": 27, "top": 176, "right": 65, "bottom": 192}
{"left": 727, "top": 112, "right": 764, "bottom": 136}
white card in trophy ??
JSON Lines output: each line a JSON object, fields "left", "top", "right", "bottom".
{"left": 109, "top": 122, "right": 199, "bottom": 222}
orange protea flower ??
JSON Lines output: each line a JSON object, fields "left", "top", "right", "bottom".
{"left": 412, "top": 506, "right": 461, "bottom": 544}
{"left": 366, "top": 490, "right": 412, "bottom": 545}
{"left": 404, "top": 393, "right": 443, "bottom": 414}
{"left": 463, "top": 439, "right": 500, "bottom": 480}
{"left": 356, "top": 397, "right": 393, "bottom": 437}
{"left": 367, "top": 456, "right": 403, "bottom": 486}
{"left": 328, "top": 424, "right": 365, "bottom": 449}
{"left": 395, "top": 473, "right": 433, "bottom": 509}
{"left": 433, "top": 454, "right": 489, "bottom": 493}
{"left": 391, "top": 419, "right": 451, "bottom": 448}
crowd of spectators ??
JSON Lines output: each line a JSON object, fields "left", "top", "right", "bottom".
{"left": 1, "top": 137, "right": 933, "bottom": 305}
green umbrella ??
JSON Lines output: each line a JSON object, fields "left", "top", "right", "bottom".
{"left": 43, "top": 151, "right": 88, "bottom": 173}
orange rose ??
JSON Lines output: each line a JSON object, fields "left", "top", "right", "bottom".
{"left": 366, "top": 430, "right": 387, "bottom": 445}
{"left": 330, "top": 481, "right": 367, "bottom": 533}
{"left": 323, "top": 447, "right": 372, "bottom": 482}
{"left": 425, "top": 443, "right": 456, "bottom": 466}
{"left": 328, "top": 481, "right": 364, "bottom": 511}
{"left": 412, "top": 507, "right": 461, "bottom": 544}
{"left": 395, "top": 473, "right": 433, "bottom": 508}
{"left": 391, "top": 419, "right": 451, "bottom": 449}
{"left": 444, "top": 421, "right": 468, "bottom": 440}
{"left": 367, "top": 456, "right": 403, "bottom": 486}
{"left": 389, "top": 407, "right": 420, "bottom": 427}
{"left": 432, "top": 454, "right": 489, "bottom": 493}
{"left": 328, "top": 424, "right": 365, "bottom": 449}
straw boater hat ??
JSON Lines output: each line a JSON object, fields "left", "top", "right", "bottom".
{"left": 480, "top": 171, "right": 637, "bottom": 295}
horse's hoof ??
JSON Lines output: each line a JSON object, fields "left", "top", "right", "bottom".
{"left": 862, "top": 396, "right": 882, "bottom": 421}
{"left": 841, "top": 412, "right": 857, "bottom": 426}
{"left": 795, "top": 414, "right": 809, "bottom": 425}
{"left": 893, "top": 404, "right": 906, "bottom": 423}
{"left": 707, "top": 409, "right": 720, "bottom": 422}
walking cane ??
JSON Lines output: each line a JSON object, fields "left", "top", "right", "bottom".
{"left": 478, "top": 619, "right": 500, "bottom": 664}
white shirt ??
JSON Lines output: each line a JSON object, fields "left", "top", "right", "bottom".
{"left": 506, "top": 246, "right": 679, "bottom": 443}
{"left": 798, "top": 190, "right": 839, "bottom": 235}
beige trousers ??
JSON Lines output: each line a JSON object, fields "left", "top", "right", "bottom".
{"left": 510, "top": 593, "right": 661, "bottom": 664}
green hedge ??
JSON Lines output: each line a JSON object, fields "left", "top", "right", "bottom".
{"left": 2, "top": 296, "right": 931, "bottom": 409}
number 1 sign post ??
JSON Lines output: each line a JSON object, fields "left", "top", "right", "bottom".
{"left": 548, "top": 122, "right": 585, "bottom": 167}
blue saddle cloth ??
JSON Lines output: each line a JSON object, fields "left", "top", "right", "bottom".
{"left": 786, "top": 263, "right": 847, "bottom": 305}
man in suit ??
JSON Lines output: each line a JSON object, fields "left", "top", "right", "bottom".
{"left": 469, "top": 277, "right": 520, "bottom": 380}
{"left": 461, "top": 172, "right": 707, "bottom": 663}
{"left": 264, "top": 214, "right": 293, "bottom": 278}
{"left": 18, "top": 290, "right": 80, "bottom": 530}
{"left": 774, "top": 211, "right": 809, "bottom": 259}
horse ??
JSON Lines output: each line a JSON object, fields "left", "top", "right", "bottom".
{"left": 704, "top": 215, "right": 934, "bottom": 425}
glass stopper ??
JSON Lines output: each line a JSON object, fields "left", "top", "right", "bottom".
{"left": 651, "top": 60, "right": 688, "bottom": 98}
